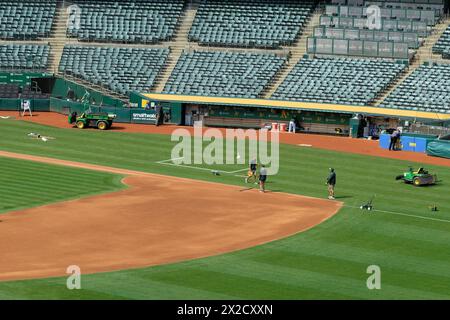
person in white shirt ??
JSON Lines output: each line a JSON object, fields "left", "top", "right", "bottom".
{"left": 22, "top": 99, "right": 32, "bottom": 117}
{"left": 259, "top": 165, "right": 268, "bottom": 193}
{"left": 288, "top": 118, "right": 296, "bottom": 133}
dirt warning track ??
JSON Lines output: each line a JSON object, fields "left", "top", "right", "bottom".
{"left": 2, "top": 111, "right": 449, "bottom": 167}
{"left": 0, "top": 151, "right": 341, "bottom": 281}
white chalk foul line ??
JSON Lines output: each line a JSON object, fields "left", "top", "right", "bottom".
{"left": 227, "top": 168, "right": 249, "bottom": 174}
{"left": 346, "top": 205, "right": 450, "bottom": 224}
{"left": 156, "top": 158, "right": 247, "bottom": 175}
{"left": 156, "top": 157, "right": 184, "bottom": 163}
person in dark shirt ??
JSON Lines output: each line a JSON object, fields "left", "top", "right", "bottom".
{"left": 389, "top": 129, "right": 400, "bottom": 151}
{"left": 155, "top": 104, "right": 163, "bottom": 126}
{"left": 326, "top": 168, "right": 336, "bottom": 200}
{"left": 259, "top": 165, "right": 267, "bottom": 193}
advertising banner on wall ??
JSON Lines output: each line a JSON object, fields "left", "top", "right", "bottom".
{"left": 0, "top": 72, "right": 53, "bottom": 86}
{"left": 130, "top": 110, "right": 157, "bottom": 124}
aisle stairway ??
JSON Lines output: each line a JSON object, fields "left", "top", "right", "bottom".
{"left": 372, "top": 17, "right": 450, "bottom": 107}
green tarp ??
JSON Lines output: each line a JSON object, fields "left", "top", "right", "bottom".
{"left": 426, "top": 140, "right": 450, "bottom": 159}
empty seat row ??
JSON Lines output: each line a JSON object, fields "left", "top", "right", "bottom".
{"left": 189, "top": 0, "right": 316, "bottom": 49}
{"left": 59, "top": 45, "right": 170, "bottom": 96}
{"left": 379, "top": 62, "right": 450, "bottom": 114}
{"left": 0, "top": 0, "right": 56, "bottom": 40}
{"left": 163, "top": 49, "right": 287, "bottom": 98}
{"left": 0, "top": 44, "right": 49, "bottom": 70}
{"left": 325, "top": 4, "right": 439, "bottom": 25}
{"left": 0, "top": 84, "right": 19, "bottom": 98}
{"left": 432, "top": 24, "right": 450, "bottom": 58}
{"left": 271, "top": 57, "right": 406, "bottom": 105}
{"left": 67, "top": 0, "right": 184, "bottom": 44}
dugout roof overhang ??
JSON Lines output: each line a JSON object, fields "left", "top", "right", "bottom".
{"left": 142, "top": 93, "right": 450, "bottom": 121}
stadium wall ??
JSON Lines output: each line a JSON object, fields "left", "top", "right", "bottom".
{"left": 51, "top": 78, "right": 124, "bottom": 108}
{"left": 141, "top": 93, "right": 450, "bottom": 135}
{"left": 0, "top": 72, "right": 53, "bottom": 87}
{"left": 0, "top": 98, "right": 49, "bottom": 111}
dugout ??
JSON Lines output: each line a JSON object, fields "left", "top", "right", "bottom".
{"left": 139, "top": 93, "right": 450, "bottom": 136}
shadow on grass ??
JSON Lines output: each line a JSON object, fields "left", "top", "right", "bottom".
{"left": 334, "top": 195, "right": 353, "bottom": 199}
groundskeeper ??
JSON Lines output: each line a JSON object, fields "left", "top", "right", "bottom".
{"left": 245, "top": 158, "right": 258, "bottom": 184}
{"left": 259, "top": 165, "right": 267, "bottom": 193}
{"left": 326, "top": 168, "right": 336, "bottom": 200}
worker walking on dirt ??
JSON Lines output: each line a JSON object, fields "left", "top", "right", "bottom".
{"left": 326, "top": 168, "right": 336, "bottom": 200}
{"left": 259, "top": 165, "right": 267, "bottom": 193}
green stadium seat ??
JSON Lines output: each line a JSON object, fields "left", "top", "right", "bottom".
{"left": 163, "top": 49, "right": 286, "bottom": 98}
{"left": 433, "top": 24, "right": 450, "bottom": 58}
{"left": 271, "top": 57, "right": 406, "bottom": 106}
{"left": 189, "top": 0, "right": 315, "bottom": 49}
{"left": 0, "top": 44, "right": 49, "bottom": 70}
{"left": 380, "top": 62, "right": 450, "bottom": 114}
{"left": 59, "top": 45, "right": 170, "bottom": 96}
{"left": 67, "top": 0, "right": 184, "bottom": 44}
{"left": 0, "top": 0, "right": 56, "bottom": 40}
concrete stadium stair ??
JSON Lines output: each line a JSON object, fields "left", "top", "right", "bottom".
{"left": 152, "top": 0, "right": 199, "bottom": 93}
{"left": 372, "top": 17, "right": 450, "bottom": 107}
{"left": 45, "top": 0, "right": 76, "bottom": 74}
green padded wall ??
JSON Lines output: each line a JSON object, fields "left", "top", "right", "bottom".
{"left": 51, "top": 78, "right": 124, "bottom": 108}
{"left": 0, "top": 98, "right": 49, "bottom": 111}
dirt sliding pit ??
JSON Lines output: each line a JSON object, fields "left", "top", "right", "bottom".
{"left": 0, "top": 151, "right": 342, "bottom": 281}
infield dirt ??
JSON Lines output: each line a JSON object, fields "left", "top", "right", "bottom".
{"left": 0, "top": 151, "right": 341, "bottom": 281}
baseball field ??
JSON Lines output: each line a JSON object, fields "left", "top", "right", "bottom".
{"left": 0, "top": 114, "right": 449, "bottom": 300}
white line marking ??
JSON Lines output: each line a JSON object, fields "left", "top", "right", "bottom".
{"left": 156, "top": 158, "right": 247, "bottom": 174}
{"left": 156, "top": 157, "right": 184, "bottom": 163}
{"left": 157, "top": 161, "right": 216, "bottom": 172}
{"left": 227, "top": 168, "right": 249, "bottom": 174}
{"left": 346, "top": 205, "right": 450, "bottom": 223}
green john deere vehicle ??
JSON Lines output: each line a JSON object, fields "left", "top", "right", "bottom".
{"left": 395, "top": 167, "right": 437, "bottom": 186}
{"left": 69, "top": 111, "right": 116, "bottom": 130}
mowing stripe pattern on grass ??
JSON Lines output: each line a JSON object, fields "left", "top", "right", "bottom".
{"left": 0, "top": 120, "right": 449, "bottom": 299}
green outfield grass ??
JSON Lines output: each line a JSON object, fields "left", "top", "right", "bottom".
{"left": 0, "top": 156, "right": 125, "bottom": 215}
{"left": 0, "top": 119, "right": 449, "bottom": 299}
